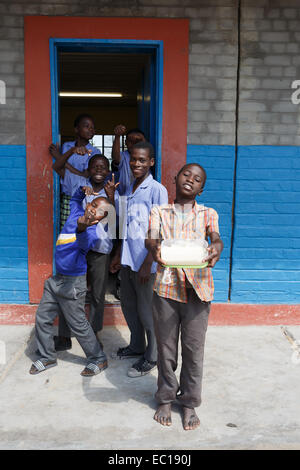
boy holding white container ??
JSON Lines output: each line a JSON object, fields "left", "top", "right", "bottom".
{"left": 146, "top": 163, "right": 223, "bottom": 431}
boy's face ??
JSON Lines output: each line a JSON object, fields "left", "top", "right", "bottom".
{"left": 85, "top": 198, "right": 108, "bottom": 222}
{"left": 89, "top": 157, "right": 109, "bottom": 184}
{"left": 176, "top": 164, "right": 205, "bottom": 199}
{"left": 129, "top": 148, "right": 154, "bottom": 180}
{"left": 75, "top": 117, "right": 95, "bottom": 141}
{"left": 126, "top": 132, "right": 146, "bottom": 153}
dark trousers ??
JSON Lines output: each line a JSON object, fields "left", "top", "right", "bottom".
{"left": 86, "top": 251, "right": 110, "bottom": 333}
{"left": 152, "top": 290, "right": 210, "bottom": 408}
{"left": 58, "top": 251, "right": 109, "bottom": 336}
{"left": 35, "top": 274, "right": 106, "bottom": 364}
{"left": 120, "top": 266, "right": 157, "bottom": 363}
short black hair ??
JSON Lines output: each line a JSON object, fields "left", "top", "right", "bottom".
{"left": 74, "top": 114, "right": 95, "bottom": 128}
{"left": 131, "top": 141, "right": 155, "bottom": 160}
{"left": 88, "top": 153, "right": 109, "bottom": 170}
{"left": 177, "top": 163, "right": 207, "bottom": 189}
{"left": 126, "top": 128, "right": 146, "bottom": 138}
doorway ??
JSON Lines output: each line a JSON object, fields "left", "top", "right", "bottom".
{"left": 50, "top": 40, "right": 163, "bottom": 302}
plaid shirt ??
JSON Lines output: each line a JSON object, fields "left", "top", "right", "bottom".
{"left": 148, "top": 202, "right": 220, "bottom": 303}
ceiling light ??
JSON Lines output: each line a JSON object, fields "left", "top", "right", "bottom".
{"left": 59, "top": 92, "right": 123, "bottom": 98}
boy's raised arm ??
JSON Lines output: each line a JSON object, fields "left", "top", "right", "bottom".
{"left": 52, "top": 146, "right": 76, "bottom": 173}
{"left": 51, "top": 144, "right": 90, "bottom": 178}
{"left": 111, "top": 124, "right": 126, "bottom": 166}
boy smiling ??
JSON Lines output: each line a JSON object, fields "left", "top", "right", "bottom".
{"left": 110, "top": 141, "right": 168, "bottom": 377}
{"left": 55, "top": 154, "right": 118, "bottom": 351}
{"left": 146, "top": 163, "right": 223, "bottom": 430}
{"left": 30, "top": 189, "right": 115, "bottom": 377}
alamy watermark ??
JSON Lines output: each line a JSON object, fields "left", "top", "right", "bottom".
{"left": 291, "top": 80, "right": 300, "bottom": 104}
{"left": 0, "top": 80, "right": 6, "bottom": 104}
{"left": 104, "top": 199, "right": 207, "bottom": 241}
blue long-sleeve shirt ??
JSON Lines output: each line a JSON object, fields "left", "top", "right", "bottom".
{"left": 55, "top": 189, "right": 110, "bottom": 276}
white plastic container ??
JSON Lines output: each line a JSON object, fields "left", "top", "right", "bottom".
{"left": 161, "top": 238, "right": 209, "bottom": 268}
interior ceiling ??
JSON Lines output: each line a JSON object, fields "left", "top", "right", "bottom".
{"left": 59, "top": 52, "right": 148, "bottom": 107}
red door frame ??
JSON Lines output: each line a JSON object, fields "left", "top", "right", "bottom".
{"left": 24, "top": 16, "right": 189, "bottom": 303}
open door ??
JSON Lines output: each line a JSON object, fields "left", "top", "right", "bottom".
{"left": 137, "top": 53, "right": 157, "bottom": 175}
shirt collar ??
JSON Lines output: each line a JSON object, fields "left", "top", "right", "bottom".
{"left": 170, "top": 201, "right": 205, "bottom": 213}
{"left": 128, "top": 172, "right": 153, "bottom": 195}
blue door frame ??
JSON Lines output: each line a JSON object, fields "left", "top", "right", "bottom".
{"left": 49, "top": 38, "right": 164, "bottom": 263}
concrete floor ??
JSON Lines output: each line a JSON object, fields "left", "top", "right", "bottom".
{"left": 0, "top": 323, "right": 300, "bottom": 450}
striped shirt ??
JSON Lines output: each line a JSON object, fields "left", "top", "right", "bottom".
{"left": 149, "top": 202, "right": 220, "bottom": 303}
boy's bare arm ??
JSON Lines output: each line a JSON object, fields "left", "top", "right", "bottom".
{"left": 205, "top": 231, "right": 223, "bottom": 268}
{"left": 49, "top": 144, "right": 65, "bottom": 178}
{"left": 52, "top": 146, "right": 76, "bottom": 173}
{"left": 138, "top": 251, "right": 154, "bottom": 285}
{"left": 51, "top": 144, "right": 90, "bottom": 177}
{"left": 112, "top": 124, "right": 126, "bottom": 166}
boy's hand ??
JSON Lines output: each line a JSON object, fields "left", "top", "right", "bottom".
{"left": 77, "top": 208, "right": 108, "bottom": 232}
{"left": 149, "top": 241, "right": 166, "bottom": 267}
{"left": 104, "top": 173, "right": 120, "bottom": 201}
{"left": 204, "top": 231, "right": 223, "bottom": 268}
{"left": 77, "top": 214, "right": 98, "bottom": 232}
{"left": 110, "top": 254, "right": 122, "bottom": 273}
{"left": 152, "top": 246, "right": 166, "bottom": 267}
{"left": 204, "top": 242, "right": 222, "bottom": 268}
{"left": 81, "top": 186, "right": 99, "bottom": 197}
{"left": 74, "top": 145, "right": 92, "bottom": 156}
{"left": 49, "top": 143, "right": 61, "bottom": 159}
{"left": 138, "top": 260, "right": 152, "bottom": 285}
{"left": 114, "top": 124, "right": 126, "bottom": 136}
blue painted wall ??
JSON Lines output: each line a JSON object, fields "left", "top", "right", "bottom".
{"left": 187, "top": 144, "right": 300, "bottom": 304}
{"left": 0, "top": 146, "right": 29, "bottom": 303}
{"left": 186, "top": 145, "right": 235, "bottom": 302}
{"left": 231, "top": 146, "right": 300, "bottom": 303}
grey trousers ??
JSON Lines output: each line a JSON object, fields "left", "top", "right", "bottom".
{"left": 152, "top": 290, "right": 210, "bottom": 408}
{"left": 35, "top": 274, "right": 106, "bottom": 364}
{"left": 58, "top": 251, "right": 110, "bottom": 336}
{"left": 120, "top": 266, "right": 157, "bottom": 363}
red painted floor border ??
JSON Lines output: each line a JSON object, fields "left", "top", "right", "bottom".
{"left": 0, "top": 304, "right": 299, "bottom": 326}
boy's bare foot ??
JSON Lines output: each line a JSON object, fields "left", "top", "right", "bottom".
{"left": 154, "top": 404, "right": 172, "bottom": 426}
{"left": 182, "top": 407, "right": 200, "bottom": 431}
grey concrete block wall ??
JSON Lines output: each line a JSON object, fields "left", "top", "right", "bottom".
{"left": 0, "top": 0, "right": 238, "bottom": 146}
{"left": 0, "top": 0, "right": 300, "bottom": 146}
{"left": 239, "top": 0, "right": 300, "bottom": 146}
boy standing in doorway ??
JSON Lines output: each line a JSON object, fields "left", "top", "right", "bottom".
{"left": 111, "top": 125, "right": 146, "bottom": 195}
{"left": 110, "top": 141, "right": 168, "bottom": 377}
{"left": 50, "top": 114, "right": 99, "bottom": 228}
